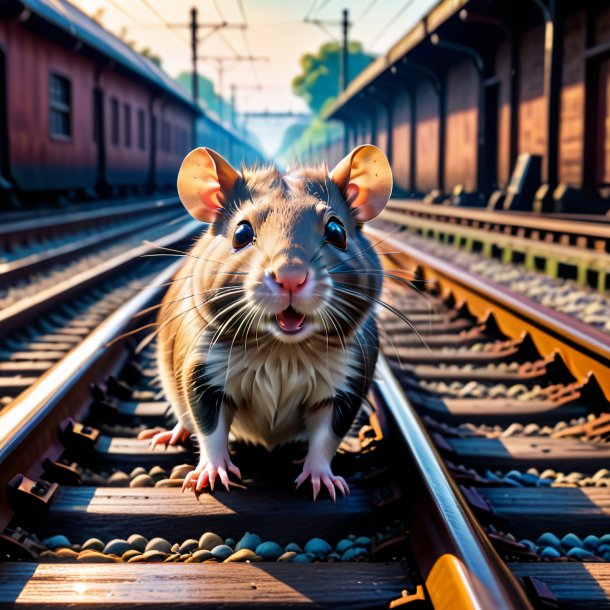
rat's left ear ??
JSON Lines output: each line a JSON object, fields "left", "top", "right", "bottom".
{"left": 329, "top": 144, "right": 392, "bottom": 222}
{"left": 177, "top": 147, "right": 241, "bottom": 223}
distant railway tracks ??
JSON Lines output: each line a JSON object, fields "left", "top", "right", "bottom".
{"left": 382, "top": 199, "right": 610, "bottom": 291}
{"left": 0, "top": 203, "right": 608, "bottom": 608}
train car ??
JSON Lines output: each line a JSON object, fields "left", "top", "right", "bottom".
{"left": 0, "top": 0, "right": 262, "bottom": 205}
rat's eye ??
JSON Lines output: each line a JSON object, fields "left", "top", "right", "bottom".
{"left": 232, "top": 221, "right": 255, "bottom": 251}
{"left": 324, "top": 218, "right": 347, "bottom": 250}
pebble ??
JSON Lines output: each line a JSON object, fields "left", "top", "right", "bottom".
{"left": 155, "top": 479, "right": 183, "bottom": 487}
{"left": 77, "top": 551, "right": 121, "bottom": 563}
{"left": 149, "top": 466, "right": 168, "bottom": 481}
{"left": 127, "top": 534, "right": 148, "bottom": 552}
{"left": 352, "top": 536, "right": 371, "bottom": 548}
{"left": 145, "top": 538, "right": 172, "bottom": 554}
{"left": 277, "top": 552, "right": 297, "bottom": 562}
{"left": 56, "top": 548, "right": 79, "bottom": 559}
{"left": 225, "top": 538, "right": 236, "bottom": 548}
{"left": 171, "top": 464, "right": 193, "bottom": 479}
{"left": 103, "top": 539, "right": 131, "bottom": 556}
{"left": 107, "top": 471, "right": 130, "bottom": 487}
{"left": 304, "top": 538, "right": 332, "bottom": 558}
{"left": 583, "top": 535, "right": 600, "bottom": 550}
{"left": 335, "top": 539, "right": 353, "bottom": 553}
{"left": 122, "top": 550, "right": 142, "bottom": 562}
{"left": 340, "top": 547, "right": 368, "bottom": 561}
{"left": 561, "top": 533, "right": 583, "bottom": 549}
{"left": 599, "top": 534, "right": 610, "bottom": 545}
{"left": 127, "top": 555, "right": 148, "bottom": 563}
{"left": 224, "top": 549, "right": 258, "bottom": 562}
{"left": 42, "top": 535, "right": 71, "bottom": 550}
{"left": 130, "top": 474, "right": 155, "bottom": 488}
{"left": 178, "top": 539, "right": 199, "bottom": 554}
{"left": 284, "top": 543, "right": 303, "bottom": 554}
{"left": 292, "top": 553, "right": 315, "bottom": 563}
{"left": 255, "top": 542, "right": 284, "bottom": 561}
{"left": 235, "top": 533, "right": 262, "bottom": 552}
{"left": 130, "top": 467, "right": 147, "bottom": 478}
{"left": 81, "top": 538, "right": 105, "bottom": 552}
{"left": 192, "top": 550, "right": 215, "bottom": 562}
{"left": 536, "top": 533, "right": 562, "bottom": 550}
{"left": 39, "top": 550, "right": 57, "bottom": 559}
{"left": 566, "top": 547, "right": 595, "bottom": 560}
{"left": 211, "top": 545, "right": 234, "bottom": 560}
{"left": 199, "top": 532, "right": 224, "bottom": 551}
{"left": 164, "top": 554, "right": 181, "bottom": 562}
{"left": 539, "top": 546, "right": 561, "bottom": 558}
{"left": 142, "top": 550, "right": 168, "bottom": 562}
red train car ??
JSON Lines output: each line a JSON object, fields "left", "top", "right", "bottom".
{"left": 0, "top": 0, "right": 262, "bottom": 204}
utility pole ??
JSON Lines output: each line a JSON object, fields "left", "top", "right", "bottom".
{"left": 191, "top": 7, "right": 198, "bottom": 104}
{"left": 340, "top": 9, "right": 349, "bottom": 92}
{"left": 199, "top": 56, "right": 269, "bottom": 120}
{"left": 168, "top": 7, "right": 247, "bottom": 105}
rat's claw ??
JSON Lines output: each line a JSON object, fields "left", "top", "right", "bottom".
{"left": 322, "top": 475, "right": 337, "bottom": 502}
{"left": 196, "top": 470, "right": 210, "bottom": 491}
{"left": 182, "top": 470, "right": 199, "bottom": 492}
{"left": 218, "top": 467, "right": 230, "bottom": 492}
{"left": 228, "top": 464, "right": 242, "bottom": 480}
{"left": 150, "top": 423, "right": 191, "bottom": 450}
{"left": 296, "top": 462, "right": 350, "bottom": 501}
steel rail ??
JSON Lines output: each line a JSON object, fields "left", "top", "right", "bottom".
{"left": 0, "top": 220, "right": 201, "bottom": 341}
{"left": 374, "top": 355, "right": 533, "bottom": 610}
{"left": 367, "top": 226, "right": 610, "bottom": 399}
{"left": 0, "top": 210, "right": 180, "bottom": 284}
{"left": 0, "top": 196, "right": 180, "bottom": 240}
{"left": 385, "top": 199, "right": 610, "bottom": 240}
{"left": 0, "top": 260, "right": 182, "bottom": 465}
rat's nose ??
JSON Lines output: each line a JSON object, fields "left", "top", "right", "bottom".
{"left": 272, "top": 267, "right": 308, "bottom": 293}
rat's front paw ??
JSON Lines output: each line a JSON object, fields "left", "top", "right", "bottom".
{"left": 295, "top": 461, "right": 350, "bottom": 502}
{"left": 148, "top": 422, "right": 191, "bottom": 449}
{"left": 182, "top": 454, "right": 241, "bottom": 493}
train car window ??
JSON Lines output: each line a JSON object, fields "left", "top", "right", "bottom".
{"left": 110, "top": 98, "right": 119, "bottom": 146}
{"left": 49, "top": 74, "right": 71, "bottom": 139}
{"left": 124, "top": 104, "right": 131, "bottom": 148}
{"left": 138, "top": 109, "right": 146, "bottom": 150}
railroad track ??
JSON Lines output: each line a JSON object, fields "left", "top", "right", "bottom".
{"left": 382, "top": 199, "right": 610, "bottom": 292}
{"left": 0, "top": 215, "right": 607, "bottom": 608}
{"left": 0, "top": 196, "right": 200, "bottom": 411}
{"left": 369, "top": 224, "right": 610, "bottom": 608}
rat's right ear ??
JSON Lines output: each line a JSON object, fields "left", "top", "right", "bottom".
{"left": 177, "top": 147, "right": 241, "bottom": 222}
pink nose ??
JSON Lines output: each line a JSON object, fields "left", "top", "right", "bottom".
{"left": 273, "top": 267, "right": 308, "bottom": 293}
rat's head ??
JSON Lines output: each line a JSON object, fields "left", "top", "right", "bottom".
{"left": 177, "top": 145, "right": 392, "bottom": 345}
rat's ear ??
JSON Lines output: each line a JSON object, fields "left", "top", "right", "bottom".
{"left": 329, "top": 144, "right": 392, "bottom": 222}
{"left": 177, "top": 147, "right": 241, "bottom": 222}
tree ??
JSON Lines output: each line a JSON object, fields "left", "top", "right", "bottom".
{"left": 292, "top": 41, "right": 374, "bottom": 114}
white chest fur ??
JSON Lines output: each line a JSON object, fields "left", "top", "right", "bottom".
{"left": 204, "top": 338, "right": 355, "bottom": 449}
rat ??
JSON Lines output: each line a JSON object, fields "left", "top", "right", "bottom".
{"left": 152, "top": 144, "right": 392, "bottom": 500}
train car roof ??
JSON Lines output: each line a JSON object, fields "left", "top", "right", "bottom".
{"left": 11, "top": 0, "right": 201, "bottom": 113}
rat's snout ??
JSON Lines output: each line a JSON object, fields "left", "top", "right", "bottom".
{"left": 268, "top": 266, "right": 308, "bottom": 293}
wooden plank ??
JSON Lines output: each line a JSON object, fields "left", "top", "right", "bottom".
{"left": 478, "top": 487, "right": 610, "bottom": 538}
{"left": 0, "top": 362, "right": 52, "bottom": 375}
{"left": 409, "top": 392, "right": 590, "bottom": 424}
{"left": 0, "top": 562, "right": 408, "bottom": 609}
{"left": 94, "top": 436, "right": 188, "bottom": 466}
{"left": 116, "top": 401, "right": 169, "bottom": 418}
{"left": 510, "top": 563, "right": 610, "bottom": 609}
{"left": 38, "top": 486, "right": 372, "bottom": 544}
{"left": 441, "top": 436, "right": 610, "bottom": 470}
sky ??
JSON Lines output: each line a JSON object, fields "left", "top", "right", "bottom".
{"left": 70, "top": 0, "right": 437, "bottom": 155}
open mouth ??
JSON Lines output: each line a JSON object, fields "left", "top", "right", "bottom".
{"left": 276, "top": 305, "right": 306, "bottom": 334}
